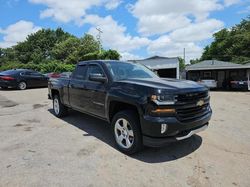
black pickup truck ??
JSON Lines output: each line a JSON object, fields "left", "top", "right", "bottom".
{"left": 48, "top": 60, "right": 212, "bottom": 154}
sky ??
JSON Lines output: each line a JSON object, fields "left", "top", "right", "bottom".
{"left": 0, "top": 0, "right": 249, "bottom": 62}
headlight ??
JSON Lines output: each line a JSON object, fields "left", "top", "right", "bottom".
{"left": 150, "top": 94, "right": 176, "bottom": 105}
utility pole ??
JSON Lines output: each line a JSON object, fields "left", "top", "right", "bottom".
{"left": 96, "top": 27, "right": 103, "bottom": 53}
{"left": 183, "top": 48, "right": 186, "bottom": 64}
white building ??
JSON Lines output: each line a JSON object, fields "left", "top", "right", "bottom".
{"left": 129, "top": 56, "right": 180, "bottom": 79}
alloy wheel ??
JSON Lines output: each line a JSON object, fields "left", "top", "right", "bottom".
{"left": 114, "top": 118, "right": 134, "bottom": 149}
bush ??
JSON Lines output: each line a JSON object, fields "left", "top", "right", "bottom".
{"left": 0, "top": 61, "right": 75, "bottom": 73}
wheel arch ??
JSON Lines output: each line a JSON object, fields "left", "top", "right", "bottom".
{"left": 108, "top": 100, "right": 142, "bottom": 123}
{"left": 51, "top": 89, "right": 60, "bottom": 99}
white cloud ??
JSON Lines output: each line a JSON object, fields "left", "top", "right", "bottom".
{"left": 126, "top": 0, "right": 227, "bottom": 62}
{"left": 29, "top": 0, "right": 121, "bottom": 24}
{"left": 136, "top": 14, "right": 191, "bottom": 36}
{"left": 120, "top": 52, "right": 143, "bottom": 60}
{"left": 105, "top": 0, "right": 122, "bottom": 10}
{"left": 147, "top": 35, "right": 203, "bottom": 62}
{"left": 29, "top": 0, "right": 102, "bottom": 24}
{"left": 169, "top": 19, "right": 224, "bottom": 42}
{"left": 83, "top": 15, "right": 150, "bottom": 52}
{"left": 130, "top": 0, "right": 223, "bottom": 36}
{"left": 224, "top": 0, "right": 241, "bottom": 6}
{"left": 24, "top": 0, "right": 236, "bottom": 62}
{"left": 0, "top": 20, "right": 41, "bottom": 48}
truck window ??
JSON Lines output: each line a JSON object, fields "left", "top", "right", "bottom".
{"left": 72, "top": 65, "right": 87, "bottom": 80}
{"left": 87, "top": 64, "right": 105, "bottom": 79}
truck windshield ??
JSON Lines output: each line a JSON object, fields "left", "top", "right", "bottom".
{"left": 105, "top": 61, "right": 159, "bottom": 80}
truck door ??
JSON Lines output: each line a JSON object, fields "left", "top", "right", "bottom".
{"left": 68, "top": 64, "right": 88, "bottom": 111}
{"left": 85, "top": 63, "right": 107, "bottom": 118}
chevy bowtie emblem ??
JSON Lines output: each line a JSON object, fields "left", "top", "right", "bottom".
{"left": 197, "top": 100, "right": 205, "bottom": 106}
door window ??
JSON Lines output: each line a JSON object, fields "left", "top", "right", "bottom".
{"left": 72, "top": 65, "right": 87, "bottom": 80}
{"left": 87, "top": 64, "right": 105, "bottom": 80}
{"left": 30, "top": 72, "right": 43, "bottom": 76}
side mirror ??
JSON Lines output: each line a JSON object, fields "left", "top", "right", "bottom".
{"left": 89, "top": 73, "right": 107, "bottom": 83}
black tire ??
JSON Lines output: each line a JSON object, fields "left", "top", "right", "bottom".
{"left": 111, "top": 110, "right": 143, "bottom": 155}
{"left": 53, "top": 95, "right": 68, "bottom": 118}
{"left": 18, "top": 81, "right": 27, "bottom": 90}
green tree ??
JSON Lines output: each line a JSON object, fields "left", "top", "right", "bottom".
{"left": 14, "top": 28, "right": 72, "bottom": 63}
{"left": 100, "top": 49, "right": 120, "bottom": 60}
{"left": 52, "top": 37, "right": 81, "bottom": 64}
{"left": 190, "top": 58, "right": 200, "bottom": 65}
{"left": 178, "top": 57, "right": 186, "bottom": 71}
{"left": 200, "top": 16, "right": 250, "bottom": 64}
{"left": 0, "top": 28, "right": 121, "bottom": 73}
{"left": 77, "top": 34, "right": 100, "bottom": 60}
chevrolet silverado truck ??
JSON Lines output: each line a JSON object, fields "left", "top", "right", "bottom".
{"left": 48, "top": 60, "right": 212, "bottom": 154}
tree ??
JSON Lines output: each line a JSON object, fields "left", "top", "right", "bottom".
{"left": 178, "top": 57, "right": 186, "bottom": 71}
{"left": 14, "top": 28, "right": 72, "bottom": 63}
{"left": 77, "top": 34, "right": 100, "bottom": 60}
{"left": 200, "top": 16, "right": 250, "bottom": 64}
{"left": 100, "top": 49, "right": 120, "bottom": 60}
{"left": 52, "top": 37, "right": 81, "bottom": 64}
{"left": 190, "top": 58, "right": 200, "bottom": 65}
{"left": 0, "top": 28, "right": 121, "bottom": 73}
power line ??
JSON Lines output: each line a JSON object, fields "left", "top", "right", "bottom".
{"left": 96, "top": 27, "right": 103, "bottom": 52}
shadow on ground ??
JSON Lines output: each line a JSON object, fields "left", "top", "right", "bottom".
{"left": 48, "top": 109, "right": 202, "bottom": 163}
{"left": 0, "top": 87, "right": 47, "bottom": 91}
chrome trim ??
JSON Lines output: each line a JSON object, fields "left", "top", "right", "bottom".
{"left": 176, "top": 125, "right": 208, "bottom": 141}
{"left": 92, "top": 101, "right": 105, "bottom": 106}
{"left": 153, "top": 100, "right": 175, "bottom": 105}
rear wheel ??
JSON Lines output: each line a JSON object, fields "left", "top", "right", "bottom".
{"left": 53, "top": 95, "right": 68, "bottom": 117}
{"left": 18, "top": 81, "right": 27, "bottom": 90}
{"left": 111, "top": 110, "right": 143, "bottom": 154}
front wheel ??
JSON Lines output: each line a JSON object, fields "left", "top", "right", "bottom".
{"left": 53, "top": 95, "right": 68, "bottom": 118}
{"left": 111, "top": 110, "right": 143, "bottom": 154}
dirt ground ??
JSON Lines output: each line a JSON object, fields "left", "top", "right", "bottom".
{"left": 0, "top": 88, "right": 250, "bottom": 187}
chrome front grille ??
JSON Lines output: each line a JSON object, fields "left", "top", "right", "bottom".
{"left": 176, "top": 91, "right": 208, "bottom": 103}
{"left": 176, "top": 91, "right": 210, "bottom": 122}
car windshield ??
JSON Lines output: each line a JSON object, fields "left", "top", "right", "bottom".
{"left": 105, "top": 61, "right": 159, "bottom": 80}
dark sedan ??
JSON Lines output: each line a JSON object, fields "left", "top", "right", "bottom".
{"left": 0, "top": 69, "right": 48, "bottom": 90}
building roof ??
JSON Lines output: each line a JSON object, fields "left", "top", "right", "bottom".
{"left": 129, "top": 56, "right": 179, "bottom": 70}
{"left": 186, "top": 60, "right": 250, "bottom": 71}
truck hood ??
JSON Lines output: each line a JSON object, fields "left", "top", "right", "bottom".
{"left": 117, "top": 78, "right": 206, "bottom": 92}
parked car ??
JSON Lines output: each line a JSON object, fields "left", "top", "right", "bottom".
{"left": 60, "top": 72, "right": 72, "bottom": 78}
{"left": 0, "top": 69, "right": 48, "bottom": 90}
{"left": 44, "top": 72, "right": 72, "bottom": 79}
{"left": 48, "top": 60, "right": 212, "bottom": 154}
{"left": 44, "top": 72, "right": 61, "bottom": 79}
{"left": 230, "top": 77, "right": 249, "bottom": 90}
{"left": 198, "top": 78, "right": 217, "bottom": 89}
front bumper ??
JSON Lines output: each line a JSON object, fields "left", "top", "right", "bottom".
{"left": 143, "top": 124, "right": 208, "bottom": 147}
{"left": 140, "top": 109, "right": 212, "bottom": 147}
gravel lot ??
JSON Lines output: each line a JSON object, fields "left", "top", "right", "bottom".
{"left": 0, "top": 88, "right": 250, "bottom": 187}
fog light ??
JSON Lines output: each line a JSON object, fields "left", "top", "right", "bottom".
{"left": 161, "top": 123, "right": 167, "bottom": 134}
